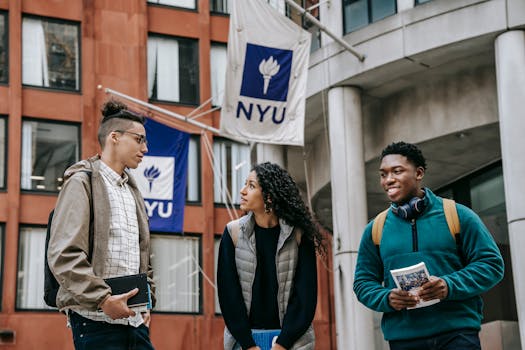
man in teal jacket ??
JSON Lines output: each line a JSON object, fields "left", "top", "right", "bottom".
{"left": 353, "top": 141, "right": 504, "bottom": 350}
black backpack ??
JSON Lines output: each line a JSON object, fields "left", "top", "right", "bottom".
{"left": 44, "top": 171, "right": 93, "bottom": 308}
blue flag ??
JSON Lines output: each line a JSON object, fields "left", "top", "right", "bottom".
{"left": 130, "top": 118, "right": 190, "bottom": 233}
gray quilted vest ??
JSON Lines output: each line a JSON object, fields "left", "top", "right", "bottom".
{"left": 223, "top": 212, "right": 315, "bottom": 350}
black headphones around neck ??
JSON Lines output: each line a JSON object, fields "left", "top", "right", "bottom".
{"left": 391, "top": 193, "right": 427, "bottom": 220}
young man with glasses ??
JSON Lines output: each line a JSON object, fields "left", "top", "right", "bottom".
{"left": 48, "top": 99, "right": 156, "bottom": 349}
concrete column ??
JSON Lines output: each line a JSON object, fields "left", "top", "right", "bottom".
{"left": 495, "top": 30, "right": 525, "bottom": 346}
{"left": 255, "top": 143, "right": 285, "bottom": 167}
{"left": 328, "top": 86, "right": 375, "bottom": 349}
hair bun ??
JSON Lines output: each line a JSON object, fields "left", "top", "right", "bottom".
{"left": 101, "top": 99, "right": 128, "bottom": 118}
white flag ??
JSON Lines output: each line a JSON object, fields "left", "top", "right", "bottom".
{"left": 220, "top": 0, "right": 312, "bottom": 146}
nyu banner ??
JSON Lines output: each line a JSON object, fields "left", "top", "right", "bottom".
{"left": 220, "top": 0, "right": 311, "bottom": 146}
{"left": 130, "top": 118, "right": 190, "bottom": 233}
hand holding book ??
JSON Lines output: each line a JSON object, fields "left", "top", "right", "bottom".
{"left": 390, "top": 262, "right": 440, "bottom": 310}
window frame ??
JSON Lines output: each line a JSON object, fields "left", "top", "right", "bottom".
{"left": 20, "top": 117, "right": 82, "bottom": 194}
{"left": 209, "top": 0, "right": 231, "bottom": 15}
{"left": 342, "top": 0, "right": 397, "bottom": 34}
{"left": 0, "top": 10, "right": 8, "bottom": 85}
{"left": 212, "top": 137, "right": 251, "bottom": 206}
{"left": 210, "top": 42, "right": 227, "bottom": 108}
{"left": 186, "top": 134, "right": 201, "bottom": 204}
{"left": 435, "top": 161, "right": 503, "bottom": 208}
{"left": 21, "top": 14, "right": 81, "bottom": 93}
{"left": 0, "top": 115, "right": 7, "bottom": 191}
{"left": 213, "top": 233, "right": 222, "bottom": 315}
{"left": 147, "top": 33, "right": 200, "bottom": 106}
{"left": 15, "top": 224, "right": 55, "bottom": 312}
{"left": 147, "top": 0, "right": 198, "bottom": 12}
{"left": 150, "top": 232, "right": 203, "bottom": 315}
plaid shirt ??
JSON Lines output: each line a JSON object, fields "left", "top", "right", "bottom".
{"left": 75, "top": 161, "right": 145, "bottom": 327}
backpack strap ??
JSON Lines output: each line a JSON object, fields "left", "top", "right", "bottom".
{"left": 372, "top": 209, "right": 389, "bottom": 246}
{"left": 443, "top": 198, "right": 460, "bottom": 239}
{"left": 227, "top": 219, "right": 241, "bottom": 247}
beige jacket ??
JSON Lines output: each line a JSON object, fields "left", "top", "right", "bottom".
{"left": 47, "top": 155, "right": 155, "bottom": 312}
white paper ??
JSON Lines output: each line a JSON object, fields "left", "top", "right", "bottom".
{"left": 390, "top": 262, "right": 440, "bottom": 309}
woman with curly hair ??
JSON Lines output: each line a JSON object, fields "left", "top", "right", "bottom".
{"left": 218, "top": 162, "right": 324, "bottom": 350}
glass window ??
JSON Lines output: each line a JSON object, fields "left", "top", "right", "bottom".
{"left": 187, "top": 136, "right": 201, "bottom": 202}
{"left": 213, "top": 138, "right": 250, "bottom": 205}
{"left": 17, "top": 226, "right": 50, "bottom": 309}
{"left": 0, "top": 117, "right": 6, "bottom": 189}
{"left": 150, "top": 234, "right": 201, "bottom": 313}
{"left": 148, "top": 0, "right": 196, "bottom": 9}
{"left": 416, "top": 0, "right": 432, "bottom": 4}
{"left": 0, "top": 11, "right": 7, "bottom": 84}
{"left": 22, "top": 17, "right": 80, "bottom": 91}
{"left": 210, "top": 0, "right": 283, "bottom": 14}
{"left": 21, "top": 119, "right": 80, "bottom": 192}
{"left": 148, "top": 35, "right": 199, "bottom": 105}
{"left": 371, "top": 0, "right": 396, "bottom": 22}
{"left": 343, "top": 0, "right": 396, "bottom": 34}
{"left": 286, "top": 1, "right": 321, "bottom": 52}
{"left": 214, "top": 236, "right": 221, "bottom": 314}
{"left": 210, "top": 43, "right": 227, "bottom": 107}
{"left": 210, "top": 0, "right": 232, "bottom": 13}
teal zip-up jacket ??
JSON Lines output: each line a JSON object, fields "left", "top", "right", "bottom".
{"left": 353, "top": 189, "right": 504, "bottom": 341}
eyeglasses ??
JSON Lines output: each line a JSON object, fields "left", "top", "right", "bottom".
{"left": 114, "top": 130, "right": 147, "bottom": 145}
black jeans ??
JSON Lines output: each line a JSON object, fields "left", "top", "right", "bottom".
{"left": 389, "top": 329, "right": 480, "bottom": 350}
{"left": 69, "top": 312, "right": 154, "bottom": 350}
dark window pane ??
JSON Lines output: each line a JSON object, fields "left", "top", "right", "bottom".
{"left": 178, "top": 39, "right": 199, "bottom": 105}
{"left": 0, "top": 12, "right": 7, "bottom": 83}
{"left": 416, "top": 0, "right": 432, "bottom": 4}
{"left": 371, "top": 0, "right": 396, "bottom": 22}
{"left": 210, "top": 0, "right": 231, "bottom": 13}
{"left": 21, "top": 120, "right": 80, "bottom": 192}
{"left": 343, "top": 0, "right": 369, "bottom": 34}
{"left": 148, "top": 35, "right": 199, "bottom": 105}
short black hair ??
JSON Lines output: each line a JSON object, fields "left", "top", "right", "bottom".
{"left": 381, "top": 141, "right": 427, "bottom": 170}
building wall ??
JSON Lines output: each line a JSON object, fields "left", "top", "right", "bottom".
{"left": 0, "top": 0, "right": 335, "bottom": 348}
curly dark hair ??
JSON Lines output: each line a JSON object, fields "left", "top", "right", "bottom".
{"left": 381, "top": 141, "right": 427, "bottom": 170}
{"left": 97, "top": 98, "right": 146, "bottom": 148}
{"left": 253, "top": 162, "right": 326, "bottom": 255}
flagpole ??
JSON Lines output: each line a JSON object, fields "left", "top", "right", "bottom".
{"left": 99, "top": 86, "right": 249, "bottom": 144}
{"left": 284, "top": 0, "right": 366, "bottom": 62}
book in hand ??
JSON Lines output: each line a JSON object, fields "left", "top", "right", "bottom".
{"left": 251, "top": 329, "right": 280, "bottom": 350}
{"left": 390, "top": 262, "right": 440, "bottom": 309}
{"left": 104, "top": 273, "right": 150, "bottom": 308}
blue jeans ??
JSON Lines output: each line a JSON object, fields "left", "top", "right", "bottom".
{"left": 389, "top": 329, "right": 480, "bottom": 350}
{"left": 69, "top": 312, "right": 155, "bottom": 350}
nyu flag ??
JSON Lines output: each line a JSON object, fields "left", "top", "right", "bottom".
{"left": 220, "top": 0, "right": 311, "bottom": 146}
{"left": 130, "top": 118, "right": 190, "bottom": 233}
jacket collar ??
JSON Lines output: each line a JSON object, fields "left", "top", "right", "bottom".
{"left": 240, "top": 211, "right": 295, "bottom": 250}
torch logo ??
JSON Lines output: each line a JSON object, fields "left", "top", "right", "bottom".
{"left": 144, "top": 166, "right": 161, "bottom": 192}
{"left": 259, "top": 57, "right": 280, "bottom": 95}
{"left": 240, "top": 43, "right": 292, "bottom": 102}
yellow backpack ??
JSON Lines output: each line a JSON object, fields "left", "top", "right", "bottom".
{"left": 371, "top": 198, "right": 460, "bottom": 246}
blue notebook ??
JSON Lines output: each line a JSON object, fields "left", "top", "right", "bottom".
{"left": 251, "top": 329, "right": 280, "bottom": 350}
